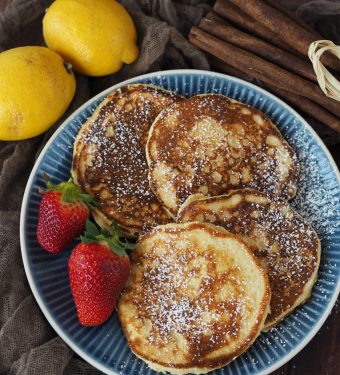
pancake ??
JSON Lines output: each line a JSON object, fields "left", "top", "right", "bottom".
{"left": 117, "top": 222, "right": 271, "bottom": 374}
{"left": 178, "top": 190, "right": 321, "bottom": 330}
{"left": 72, "top": 84, "right": 183, "bottom": 237}
{"left": 146, "top": 94, "right": 299, "bottom": 216}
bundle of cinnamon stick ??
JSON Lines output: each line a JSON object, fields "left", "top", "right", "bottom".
{"left": 189, "top": 0, "right": 340, "bottom": 133}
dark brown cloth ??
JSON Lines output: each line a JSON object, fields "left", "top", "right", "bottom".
{"left": 0, "top": 1, "right": 339, "bottom": 374}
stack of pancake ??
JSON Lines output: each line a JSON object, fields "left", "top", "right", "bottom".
{"left": 72, "top": 84, "right": 320, "bottom": 374}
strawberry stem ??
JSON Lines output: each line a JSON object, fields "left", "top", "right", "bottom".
{"left": 41, "top": 174, "right": 97, "bottom": 208}
{"left": 80, "top": 220, "right": 136, "bottom": 256}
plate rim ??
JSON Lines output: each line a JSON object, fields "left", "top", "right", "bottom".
{"left": 20, "top": 69, "right": 340, "bottom": 375}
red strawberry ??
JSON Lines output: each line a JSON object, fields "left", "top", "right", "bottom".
{"left": 69, "top": 221, "right": 135, "bottom": 326}
{"left": 37, "top": 176, "right": 94, "bottom": 253}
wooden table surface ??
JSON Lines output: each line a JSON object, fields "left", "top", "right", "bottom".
{"left": 1, "top": 0, "right": 339, "bottom": 374}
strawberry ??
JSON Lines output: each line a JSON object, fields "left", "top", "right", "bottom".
{"left": 69, "top": 220, "right": 136, "bottom": 326}
{"left": 37, "top": 175, "right": 94, "bottom": 253}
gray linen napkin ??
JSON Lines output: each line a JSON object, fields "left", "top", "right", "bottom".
{"left": 0, "top": 1, "right": 339, "bottom": 374}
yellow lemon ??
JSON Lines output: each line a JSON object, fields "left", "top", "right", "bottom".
{"left": 43, "top": 0, "right": 139, "bottom": 76}
{"left": 0, "top": 46, "right": 76, "bottom": 141}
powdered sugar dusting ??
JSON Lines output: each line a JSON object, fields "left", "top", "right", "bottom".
{"left": 148, "top": 94, "right": 299, "bottom": 215}
{"left": 288, "top": 127, "right": 340, "bottom": 240}
{"left": 180, "top": 190, "right": 320, "bottom": 327}
{"left": 122, "top": 225, "right": 268, "bottom": 363}
{"left": 73, "top": 85, "right": 181, "bottom": 232}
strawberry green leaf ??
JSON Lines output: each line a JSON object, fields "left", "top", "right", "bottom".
{"left": 62, "top": 188, "right": 75, "bottom": 203}
{"left": 122, "top": 241, "right": 137, "bottom": 250}
{"left": 79, "top": 219, "right": 136, "bottom": 256}
{"left": 80, "top": 235, "right": 97, "bottom": 243}
{"left": 86, "top": 220, "right": 99, "bottom": 237}
{"left": 108, "top": 241, "right": 127, "bottom": 257}
{"left": 79, "top": 193, "right": 98, "bottom": 207}
{"left": 101, "top": 229, "right": 111, "bottom": 238}
{"left": 111, "top": 221, "right": 122, "bottom": 237}
{"left": 43, "top": 174, "right": 96, "bottom": 207}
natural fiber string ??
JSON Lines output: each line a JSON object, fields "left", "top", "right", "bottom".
{"left": 308, "top": 40, "right": 340, "bottom": 101}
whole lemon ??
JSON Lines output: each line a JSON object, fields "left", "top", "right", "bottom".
{"left": 0, "top": 46, "right": 76, "bottom": 141}
{"left": 43, "top": 0, "right": 139, "bottom": 76}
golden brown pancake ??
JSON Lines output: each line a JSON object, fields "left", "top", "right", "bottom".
{"left": 72, "top": 84, "right": 183, "bottom": 236}
{"left": 178, "top": 190, "right": 321, "bottom": 330}
{"left": 118, "top": 222, "right": 271, "bottom": 374}
{"left": 146, "top": 94, "right": 299, "bottom": 216}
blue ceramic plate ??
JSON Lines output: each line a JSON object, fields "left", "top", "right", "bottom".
{"left": 20, "top": 70, "right": 340, "bottom": 375}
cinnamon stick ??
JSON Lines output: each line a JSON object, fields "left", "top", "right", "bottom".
{"left": 209, "top": 56, "right": 252, "bottom": 81}
{"left": 266, "top": 85, "right": 340, "bottom": 133}
{"left": 264, "top": 0, "right": 321, "bottom": 38}
{"left": 189, "top": 27, "right": 340, "bottom": 118}
{"left": 200, "top": 12, "right": 317, "bottom": 82}
{"left": 210, "top": 57, "right": 340, "bottom": 133}
{"left": 213, "top": 0, "right": 295, "bottom": 54}
{"left": 228, "top": 0, "right": 340, "bottom": 71}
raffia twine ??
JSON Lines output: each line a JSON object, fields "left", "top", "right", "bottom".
{"left": 308, "top": 40, "right": 340, "bottom": 102}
